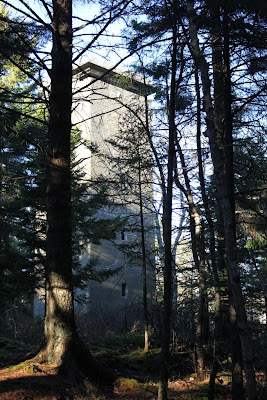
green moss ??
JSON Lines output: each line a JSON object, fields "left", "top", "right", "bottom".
{"left": 115, "top": 377, "right": 140, "bottom": 388}
{"left": 3, "top": 360, "right": 29, "bottom": 372}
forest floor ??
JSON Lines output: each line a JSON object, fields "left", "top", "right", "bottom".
{"left": 0, "top": 333, "right": 265, "bottom": 400}
{"left": 0, "top": 361, "right": 233, "bottom": 400}
{"left": 0, "top": 360, "right": 234, "bottom": 400}
{"left": 0, "top": 334, "right": 233, "bottom": 400}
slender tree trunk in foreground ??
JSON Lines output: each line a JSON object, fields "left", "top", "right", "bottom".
{"left": 138, "top": 155, "right": 149, "bottom": 352}
{"left": 158, "top": 14, "right": 177, "bottom": 400}
{"left": 195, "top": 67, "right": 223, "bottom": 395}
{"left": 0, "top": 165, "right": 6, "bottom": 319}
{"left": 175, "top": 134, "right": 209, "bottom": 381}
{"left": 223, "top": 15, "right": 245, "bottom": 400}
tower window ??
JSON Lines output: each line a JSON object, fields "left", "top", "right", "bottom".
{"left": 121, "top": 231, "right": 127, "bottom": 241}
{"left": 122, "top": 283, "right": 128, "bottom": 297}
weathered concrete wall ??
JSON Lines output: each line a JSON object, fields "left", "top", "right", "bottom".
{"left": 34, "top": 61, "right": 155, "bottom": 317}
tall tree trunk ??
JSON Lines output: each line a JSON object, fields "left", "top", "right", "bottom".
{"left": 209, "top": 8, "right": 244, "bottom": 392}
{"left": 38, "top": 0, "right": 113, "bottom": 384}
{"left": 174, "top": 138, "right": 209, "bottom": 381}
{"left": 223, "top": 13, "right": 245, "bottom": 400}
{"left": 195, "top": 67, "right": 223, "bottom": 397}
{"left": 44, "top": 0, "right": 74, "bottom": 364}
{"left": 158, "top": 13, "right": 177, "bottom": 400}
{"left": 138, "top": 154, "right": 149, "bottom": 352}
{"left": 205, "top": 6, "right": 228, "bottom": 394}
{"left": 186, "top": 2, "right": 257, "bottom": 399}
{"left": 0, "top": 163, "right": 6, "bottom": 319}
{"left": 229, "top": 292, "right": 245, "bottom": 400}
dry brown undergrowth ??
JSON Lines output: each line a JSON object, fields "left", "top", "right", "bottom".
{"left": 0, "top": 359, "right": 233, "bottom": 400}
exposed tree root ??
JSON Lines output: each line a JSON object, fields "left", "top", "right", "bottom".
{"left": 33, "top": 335, "right": 117, "bottom": 388}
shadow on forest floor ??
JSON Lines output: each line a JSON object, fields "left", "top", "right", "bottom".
{"left": 0, "top": 335, "right": 265, "bottom": 399}
{"left": 0, "top": 361, "right": 233, "bottom": 400}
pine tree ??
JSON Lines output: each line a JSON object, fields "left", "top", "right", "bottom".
{"left": 0, "top": 0, "right": 131, "bottom": 381}
{"left": 0, "top": 5, "right": 47, "bottom": 319}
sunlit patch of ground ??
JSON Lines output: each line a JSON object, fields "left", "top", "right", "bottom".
{"left": 0, "top": 335, "right": 264, "bottom": 400}
{"left": 0, "top": 361, "right": 233, "bottom": 400}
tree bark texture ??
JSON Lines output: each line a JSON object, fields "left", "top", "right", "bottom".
{"left": 45, "top": 0, "right": 74, "bottom": 365}
{"left": 40, "top": 2, "right": 112, "bottom": 384}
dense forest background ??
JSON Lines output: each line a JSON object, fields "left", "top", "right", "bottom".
{"left": 0, "top": 1, "right": 266, "bottom": 400}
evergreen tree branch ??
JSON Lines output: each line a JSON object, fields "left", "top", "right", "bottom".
{"left": 0, "top": 122, "right": 51, "bottom": 156}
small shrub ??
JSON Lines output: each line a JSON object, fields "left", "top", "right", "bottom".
{"left": 115, "top": 377, "right": 140, "bottom": 388}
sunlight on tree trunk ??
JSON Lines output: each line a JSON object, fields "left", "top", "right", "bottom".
{"left": 38, "top": 1, "right": 112, "bottom": 383}
{"left": 44, "top": 0, "right": 74, "bottom": 365}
